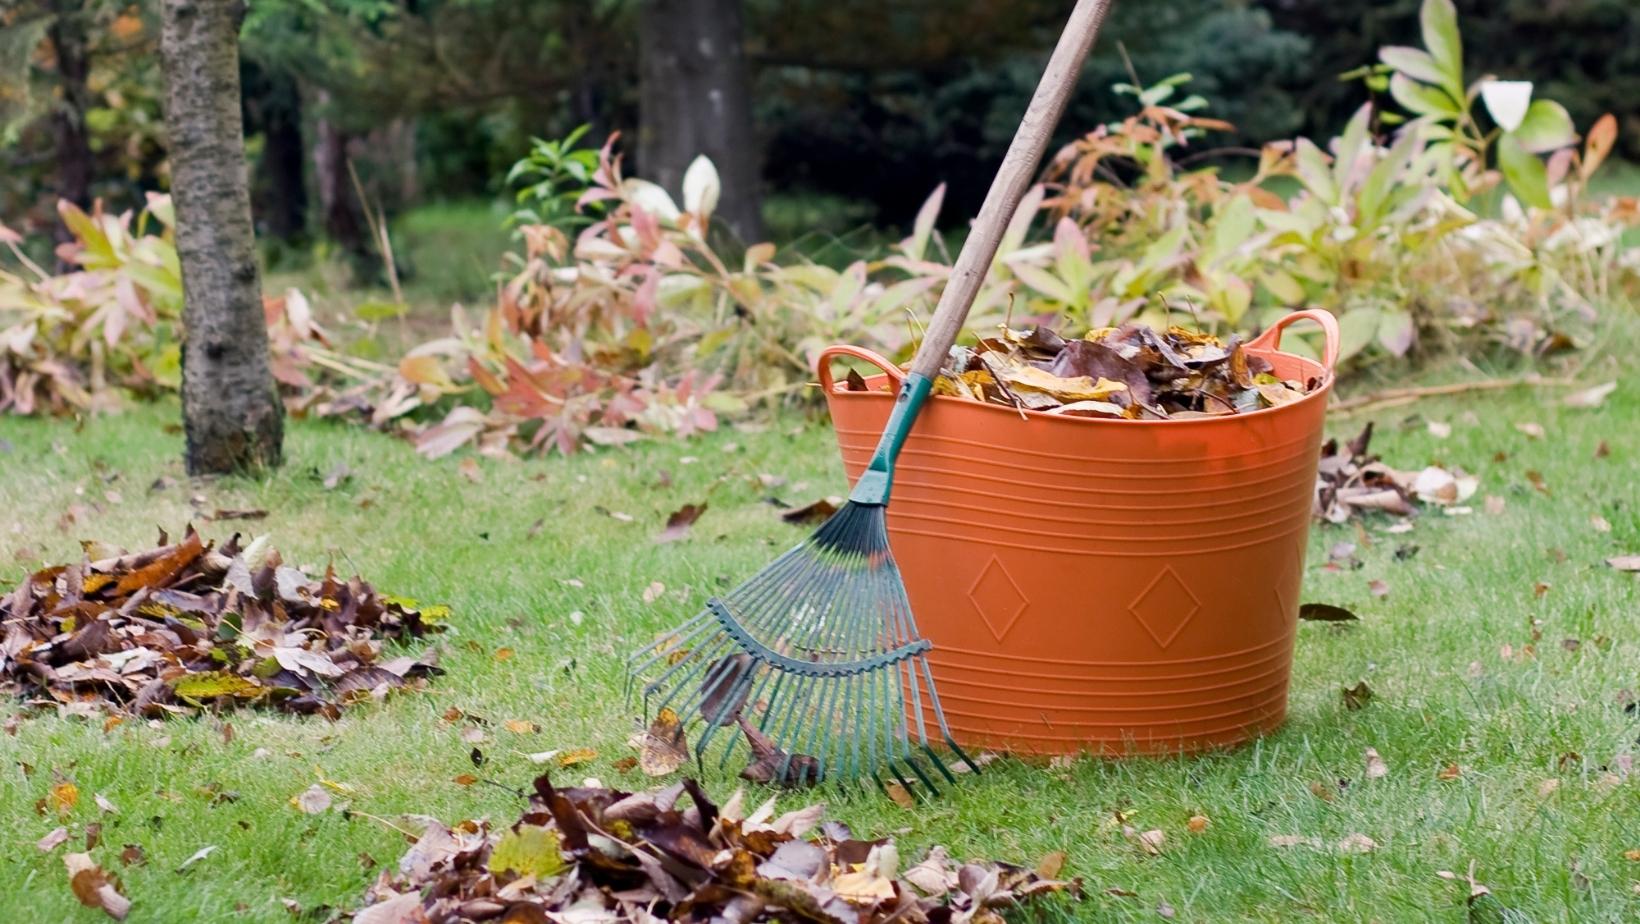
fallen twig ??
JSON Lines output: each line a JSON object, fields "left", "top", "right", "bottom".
{"left": 1331, "top": 375, "right": 1576, "bottom": 415}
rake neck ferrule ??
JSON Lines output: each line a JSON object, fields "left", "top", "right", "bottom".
{"left": 848, "top": 372, "right": 933, "bottom": 506}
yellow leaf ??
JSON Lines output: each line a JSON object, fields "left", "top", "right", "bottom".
{"left": 1001, "top": 363, "right": 1127, "bottom": 402}
{"left": 638, "top": 708, "right": 687, "bottom": 777}
{"left": 504, "top": 719, "right": 539, "bottom": 735}
{"left": 52, "top": 782, "right": 79, "bottom": 816}
{"left": 488, "top": 825, "right": 566, "bottom": 879}
{"left": 557, "top": 747, "right": 598, "bottom": 768}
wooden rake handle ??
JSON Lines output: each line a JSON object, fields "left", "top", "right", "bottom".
{"left": 906, "top": 0, "right": 1114, "bottom": 380}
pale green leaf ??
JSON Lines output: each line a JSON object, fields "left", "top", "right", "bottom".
{"left": 1511, "top": 100, "right": 1576, "bottom": 153}
{"left": 1203, "top": 195, "right": 1256, "bottom": 266}
{"left": 1293, "top": 139, "right": 1338, "bottom": 205}
{"left": 1497, "top": 134, "right": 1552, "bottom": 209}
{"left": 1390, "top": 72, "right": 1459, "bottom": 118}
{"left": 1378, "top": 46, "right": 1444, "bottom": 85}
{"left": 1419, "top": 0, "right": 1464, "bottom": 98}
{"left": 1337, "top": 307, "right": 1381, "bottom": 361}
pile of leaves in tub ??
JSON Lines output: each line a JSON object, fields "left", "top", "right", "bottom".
{"left": 852, "top": 324, "right": 1319, "bottom": 419}
{"left": 353, "top": 772, "right": 1078, "bottom": 924}
{"left": 0, "top": 528, "right": 444, "bottom": 719}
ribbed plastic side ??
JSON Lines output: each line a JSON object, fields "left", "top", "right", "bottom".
{"left": 826, "top": 347, "right": 1328, "bottom": 756}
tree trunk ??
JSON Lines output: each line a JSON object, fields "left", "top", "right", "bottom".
{"left": 311, "top": 90, "right": 371, "bottom": 279}
{"left": 48, "top": 0, "right": 93, "bottom": 253}
{"left": 160, "top": 0, "right": 283, "bottom": 474}
{"left": 638, "top": 0, "right": 764, "bottom": 242}
{"left": 245, "top": 62, "right": 308, "bottom": 242}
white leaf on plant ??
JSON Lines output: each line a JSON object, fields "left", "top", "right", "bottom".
{"left": 1479, "top": 81, "right": 1532, "bottom": 133}
{"left": 621, "top": 179, "right": 681, "bottom": 223}
{"left": 682, "top": 155, "right": 721, "bottom": 222}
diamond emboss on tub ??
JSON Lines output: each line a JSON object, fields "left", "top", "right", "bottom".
{"left": 968, "top": 555, "right": 1029, "bottom": 641}
{"left": 1128, "top": 565, "right": 1202, "bottom": 648}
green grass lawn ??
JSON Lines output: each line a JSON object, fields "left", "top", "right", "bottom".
{"left": 3, "top": 334, "right": 1639, "bottom": 922}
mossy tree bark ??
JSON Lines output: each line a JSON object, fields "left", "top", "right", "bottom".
{"left": 161, "top": 0, "right": 283, "bottom": 474}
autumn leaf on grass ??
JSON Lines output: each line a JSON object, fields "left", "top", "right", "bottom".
{"left": 736, "top": 716, "right": 820, "bottom": 788}
{"left": 656, "top": 502, "right": 707, "bottom": 543}
{"left": 1342, "top": 680, "right": 1374, "bottom": 711}
{"left": 780, "top": 497, "right": 840, "bottom": 525}
{"left": 1563, "top": 381, "right": 1617, "bottom": 408}
{"left": 65, "top": 852, "right": 130, "bottom": 920}
{"left": 638, "top": 708, "right": 689, "bottom": 777}
{"left": 1364, "top": 747, "right": 1389, "bottom": 780}
{"left": 556, "top": 747, "right": 598, "bottom": 768}
{"left": 1299, "top": 603, "right": 1359, "bottom": 622}
{"left": 292, "top": 784, "right": 332, "bottom": 814}
{"left": 1606, "top": 555, "right": 1640, "bottom": 572}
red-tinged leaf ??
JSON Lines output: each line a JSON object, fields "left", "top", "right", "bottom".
{"left": 655, "top": 502, "right": 707, "bottom": 543}
{"left": 65, "top": 852, "right": 130, "bottom": 920}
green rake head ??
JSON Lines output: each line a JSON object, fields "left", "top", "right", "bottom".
{"left": 627, "top": 492, "right": 976, "bottom": 798}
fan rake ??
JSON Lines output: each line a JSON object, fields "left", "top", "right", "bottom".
{"left": 627, "top": 0, "right": 1113, "bottom": 798}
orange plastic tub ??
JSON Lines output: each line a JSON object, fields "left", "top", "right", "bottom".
{"left": 819, "top": 309, "right": 1339, "bottom": 756}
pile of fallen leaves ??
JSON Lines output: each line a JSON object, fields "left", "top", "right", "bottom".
{"left": 0, "top": 528, "right": 444, "bottom": 718}
{"left": 355, "top": 773, "right": 1077, "bottom": 924}
{"left": 1314, "top": 423, "right": 1478, "bottom": 523}
{"left": 906, "top": 324, "right": 1317, "bottom": 419}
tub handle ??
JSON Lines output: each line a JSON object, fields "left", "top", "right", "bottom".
{"left": 816, "top": 345, "right": 907, "bottom": 393}
{"left": 1249, "top": 309, "right": 1340, "bottom": 375}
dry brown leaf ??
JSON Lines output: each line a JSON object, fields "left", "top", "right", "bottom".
{"left": 37, "top": 826, "right": 70, "bottom": 852}
{"left": 1438, "top": 763, "right": 1463, "bottom": 781}
{"left": 1606, "top": 555, "right": 1640, "bottom": 572}
{"left": 1515, "top": 421, "right": 1546, "bottom": 439}
{"left": 1337, "top": 833, "right": 1378, "bottom": 853}
{"left": 457, "top": 458, "right": 483, "bottom": 483}
{"left": 1484, "top": 495, "right": 1507, "bottom": 515}
{"left": 655, "top": 502, "right": 707, "bottom": 544}
{"left": 1187, "top": 815, "right": 1210, "bottom": 834}
{"left": 638, "top": 708, "right": 688, "bottom": 777}
{"left": 1591, "top": 514, "right": 1612, "bottom": 533}
{"left": 65, "top": 852, "right": 130, "bottom": 920}
{"left": 504, "top": 720, "right": 539, "bottom": 734}
{"left": 1035, "top": 850, "right": 1067, "bottom": 878}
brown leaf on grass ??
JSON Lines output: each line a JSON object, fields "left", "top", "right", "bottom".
{"left": 780, "top": 497, "right": 840, "bottom": 525}
{"left": 1368, "top": 579, "right": 1389, "bottom": 597}
{"left": 1594, "top": 440, "right": 1610, "bottom": 459}
{"left": 1484, "top": 495, "right": 1507, "bottom": 515}
{"left": 1591, "top": 514, "right": 1612, "bottom": 533}
{"left": 736, "top": 716, "right": 820, "bottom": 788}
{"left": 1300, "top": 603, "right": 1358, "bottom": 622}
{"left": 37, "top": 826, "right": 70, "bottom": 852}
{"left": 883, "top": 781, "right": 915, "bottom": 808}
{"left": 1515, "top": 422, "right": 1546, "bottom": 439}
{"left": 65, "top": 852, "right": 130, "bottom": 920}
{"left": 697, "top": 654, "right": 754, "bottom": 726}
{"left": 1036, "top": 850, "right": 1067, "bottom": 878}
{"left": 118, "top": 845, "right": 144, "bottom": 866}
{"left": 1526, "top": 470, "right": 1550, "bottom": 494}
{"left": 504, "top": 719, "right": 539, "bottom": 735}
{"left": 1606, "top": 555, "right": 1640, "bottom": 572}
{"left": 457, "top": 458, "right": 483, "bottom": 483}
{"left": 641, "top": 581, "right": 666, "bottom": 604}
{"left": 1342, "top": 681, "right": 1374, "bottom": 711}
{"left": 293, "top": 784, "right": 332, "bottom": 814}
{"left": 1438, "top": 763, "right": 1463, "bottom": 781}
{"left": 0, "top": 528, "right": 445, "bottom": 718}
{"left": 638, "top": 708, "right": 688, "bottom": 777}
{"left": 51, "top": 781, "right": 79, "bottom": 816}
{"left": 655, "top": 502, "right": 707, "bottom": 543}
{"left": 208, "top": 509, "right": 269, "bottom": 521}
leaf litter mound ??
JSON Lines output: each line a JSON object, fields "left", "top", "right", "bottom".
{"left": 355, "top": 772, "right": 1078, "bottom": 924}
{"left": 900, "top": 324, "right": 1317, "bottom": 419}
{"left": 1, "top": 527, "right": 445, "bottom": 719}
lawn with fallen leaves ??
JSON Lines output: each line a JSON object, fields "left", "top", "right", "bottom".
{"left": 3, "top": 325, "right": 1639, "bottom": 922}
